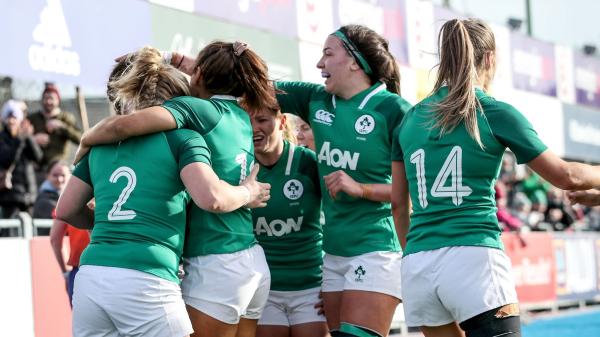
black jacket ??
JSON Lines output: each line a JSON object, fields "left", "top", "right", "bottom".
{"left": 0, "top": 129, "right": 44, "bottom": 206}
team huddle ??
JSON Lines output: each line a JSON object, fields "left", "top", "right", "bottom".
{"left": 55, "top": 19, "right": 600, "bottom": 337}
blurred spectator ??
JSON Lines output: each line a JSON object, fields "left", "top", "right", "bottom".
{"left": 519, "top": 169, "right": 550, "bottom": 213}
{"left": 28, "top": 84, "right": 81, "bottom": 175}
{"left": 33, "top": 160, "right": 71, "bottom": 235}
{"left": 0, "top": 100, "right": 43, "bottom": 233}
{"left": 495, "top": 182, "right": 522, "bottom": 232}
{"left": 495, "top": 152, "right": 600, "bottom": 233}
{"left": 292, "top": 114, "right": 315, "bottom": 151}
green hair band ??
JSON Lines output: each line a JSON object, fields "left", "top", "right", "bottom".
{"left": 331, "top": 30, "right": 373, "bottom": 75}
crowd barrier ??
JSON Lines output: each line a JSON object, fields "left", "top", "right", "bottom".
{"left": 1, "top": 216, "right": 599, "bottom": 336}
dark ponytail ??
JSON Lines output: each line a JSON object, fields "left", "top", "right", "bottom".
{"left": 195, "top": 41, "right": 278, "bottom": 114}
{"left": 338, "top": 24, "right": 402, "bottom": 95}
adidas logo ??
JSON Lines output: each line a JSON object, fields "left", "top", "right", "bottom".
{"left": 313, "top": 109, "right": 334, "bottom": 126}
{"left": 28, "top": 0, "right": 81, "bottom": 76}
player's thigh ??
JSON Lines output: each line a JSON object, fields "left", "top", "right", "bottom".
{"left": 256, "top": 325, "right": 290, "bottom": 337}
{"left": 420, "top": 322, "right": 465, "bottom": 337}
{"left": 321, "top": 291, "right": 342, "bottom": 330}
{"left": 236, "top": 317, "right": 260, "bottom": 337}
{"left": 291, "top": 322, "right": 330, "bottom": 337}
{"left": 186, "top": 305, "right": 237, "bottom": 337}
{"left": 339, "top": 290, "right": 399, "bottom": 337}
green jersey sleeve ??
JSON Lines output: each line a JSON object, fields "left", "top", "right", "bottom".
{"left": 275, "top": 81, "right": 325, "bottom": 122}
{"left": 391, "top": 125, "right": 404, "bottom": 161}
{"left": 299, "top": 147, "right": 321, "bottom": 197}
{"left": 374, "top": 95, "right": 412, "bottom": 141}
{"left": 165, "top": 129, "right": 212, "bottom": 171}
{"left": 483, "top": 99, "right": 548, "bottom": 164}
{"left": 162, "top": 96, "right": 222, "bottom": 133}
{"left": 72, "top": 153, "right": 92, "bottom": 187}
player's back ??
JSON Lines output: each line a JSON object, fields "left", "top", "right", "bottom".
{"left": 398, "top": 87, "right": 506, "bottom": 255}
{"left": 80, "top": 130, "right": 193, "bottom": 282}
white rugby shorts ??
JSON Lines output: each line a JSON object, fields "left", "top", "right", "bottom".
{"left": 181, "top": 244, "right": 271, "bottom": 324}
{"left": 72, "top": 265, "right": 192, "bottom": 337}
{"left": 401, "top": 246, "right": 518, "bottom": 327}
{"left": 258, "top": 287, "right": 327, "bottom": 326}
{"left": 321, "top": 251, "right": 402, "bottom": 299}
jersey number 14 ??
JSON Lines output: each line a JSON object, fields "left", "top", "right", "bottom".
{"left": 409, "top": 146, "right": 472, "bottom": 208}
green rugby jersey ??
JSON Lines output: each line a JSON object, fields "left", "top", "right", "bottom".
{"left": 162, "top": 95, "right": 256, "bottom": 256}
{"left": 392, "top": 87, "right": 547, "bottom": 256}
{"left": 253, "top": 141, "right": 323, "bottom": 291}
{"left": 73, "top": 129, "right": 211, "bottom": 283}
{"left": 276, "top": 81, "right": 412, "bottom": 257}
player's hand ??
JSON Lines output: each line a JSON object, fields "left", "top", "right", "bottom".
{"left": 73, "top": 144, "right": 90, "bottom": 165}
{"left": 314, "top": 291, "right": 325, "bottom": 315}
{"left": 172, "top": 52, "right": 196, "bottom": 76}
{"left": 242, "top": 164, "right": 271, "bottom": 208}
{"left": 323, "top": 170, "right": 362, "bottom": 199}
{"left": 567, "top": 189, "right": 600, "bottom": 207}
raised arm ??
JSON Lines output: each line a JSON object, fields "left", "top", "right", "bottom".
{"left": 81, "top": 106, "right": 176, "bottom": 147}
{"left": 181, "top": 163, "right": 270, "bottom": 213}
{"left": 391, "top": 160, "right": 411, "bottom": 249}
{"left": 527, "top": 149, "right": 600, "bottom": 190}
{"left": 55, "top": 176, "right": 94, "bottom": 229}
{"left": 75, "top": 106, "right": 177, "bottom": 163}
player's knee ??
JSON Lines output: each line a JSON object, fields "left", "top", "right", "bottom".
{"left": 459, "top": 304, "right": 522, "bottom": 337}
{"left": 330, "top": 322, "right": 382, "bottom": 337}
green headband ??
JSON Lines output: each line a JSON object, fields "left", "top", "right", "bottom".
{"left": 331, "top": 30, "right": 373, "bottom": 75}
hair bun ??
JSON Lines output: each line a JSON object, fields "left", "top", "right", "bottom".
{"left": 233, "top": 41, "right": 249, "bottom": 57}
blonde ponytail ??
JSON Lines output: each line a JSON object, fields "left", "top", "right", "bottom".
{"left": 432, "top": 19, "right": 495, "bottom": 148}
{"left": 109, "top": 46, "right": 189, "bottom": 113}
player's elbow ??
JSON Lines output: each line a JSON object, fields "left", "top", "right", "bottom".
{"left": 191, "top": 193, "right": 231, "bottom": 214}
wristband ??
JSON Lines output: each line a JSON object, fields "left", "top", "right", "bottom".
{"left": 241, "top": 185, "right": 251, "bottom": 206}
{"left": 162, "top": 51, "right": 173, "bottom": 65}
{"left": 360, "top": 184, "right": 372, "bottom": 200}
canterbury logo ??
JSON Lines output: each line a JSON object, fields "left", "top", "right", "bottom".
{"left": 313, "top": 109, "right": 334, "bottom": 126}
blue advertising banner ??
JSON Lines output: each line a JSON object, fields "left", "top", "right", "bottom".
{"left": 0, "top": 0, "right": 152, "bottom": 88}
{"left": 562, "top": 103, "right": 600, "bottom": 162}
{"left": 194, "top": 0, "right": 297, "bottom": 38}
{"left": 573, "top": 52, "right": 600, "bottom": 108}
{"left": 511, "top": 33, "right": 557, "bottom": 97}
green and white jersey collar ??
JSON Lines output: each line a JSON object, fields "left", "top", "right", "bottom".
{"left": 331, "top": 82, "right": 387, "bottom": 110}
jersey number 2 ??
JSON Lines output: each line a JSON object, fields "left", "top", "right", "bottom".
{"left": 409, "top": 146, "right": 472, "bottom": 208}
{"left": 108, "top": 166, "right": 137, "bottom": 221}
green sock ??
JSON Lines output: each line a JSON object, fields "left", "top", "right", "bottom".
{"left": 339, "top": 322, "right": 382, "bottom": 337}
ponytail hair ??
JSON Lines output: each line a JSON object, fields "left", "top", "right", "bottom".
{"left": 194, "top": 41, "right": 278, "bottom": 115}
{"left": 432, "top": 19, "right": 495, "bottom": 148}
{"left": 337, "top": 25, "right": 402, "bottom": 95}
{"left": 108, "top": 46, "right": 190, "bottom": 114}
